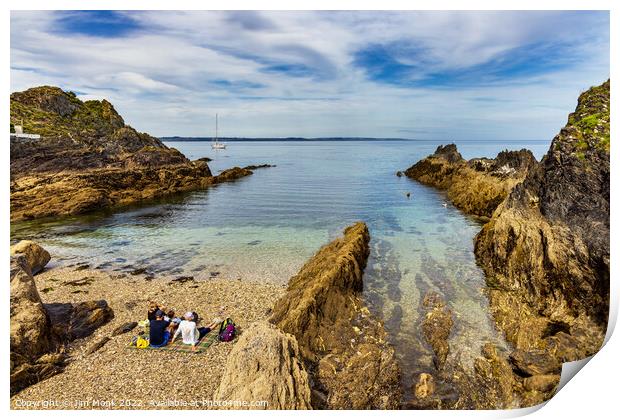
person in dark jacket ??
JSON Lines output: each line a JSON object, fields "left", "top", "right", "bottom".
{"left": 149, "top": 310, "right": 170, "bottom": 347}
{"left": 147, "top": 301, "right": 160, "bottom": 321}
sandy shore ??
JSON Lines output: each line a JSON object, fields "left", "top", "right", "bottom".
{"left": 11, "top": 265, "right": 285, "bottom": 410}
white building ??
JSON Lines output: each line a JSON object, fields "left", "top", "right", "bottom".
{"left": 10, "top": 125, "right": 40, "bottom": 140}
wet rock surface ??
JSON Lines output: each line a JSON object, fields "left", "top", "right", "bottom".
{"left": 403, "top": 144, "right": 536, "bottom": 219}
{"left": 420, "top": 291, "right": 453, "bottom": 370}
{"left": 270, "top": 222, "right": 402, "bottom": 409}
{"left": 214, "top": 321, "right": 312, "bottom": 410}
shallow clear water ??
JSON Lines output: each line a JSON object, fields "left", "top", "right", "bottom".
{"left": 11, "top": 139, "right": 549, "bottom": 396}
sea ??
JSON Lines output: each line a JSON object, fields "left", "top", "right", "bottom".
{"left": 11, "top": 139, "right": 550, "bottom": 395}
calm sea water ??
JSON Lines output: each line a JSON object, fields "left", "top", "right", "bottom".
{"left": 11, "top": 139, "right": 549, "bottom": 395}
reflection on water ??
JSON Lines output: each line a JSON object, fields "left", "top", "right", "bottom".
{"left": 11, "top": 139, "right": 549, "bottom": 399}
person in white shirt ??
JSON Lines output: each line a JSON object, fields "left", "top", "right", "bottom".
{"left": 170, "top": 311, "right": 220, "bottom": 352}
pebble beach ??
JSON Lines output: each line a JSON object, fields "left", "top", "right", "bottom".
{"left": 10, "top": 265, "right": 285, "bottom": 410}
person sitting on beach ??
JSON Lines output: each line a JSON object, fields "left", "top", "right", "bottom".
{"left": 170, "top": 312, "right": 219, "bottom": 352}
{"left": 149, "top": 310, "right": 171, "bottom": 347}
{"left": 147, "top": 301, "right": 160, "bottom": 321}
{"left": 167, "top": 310, "right": 181, "bottom": 336}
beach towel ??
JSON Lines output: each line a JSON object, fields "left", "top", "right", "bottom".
{"left": 128, "top": 329, "right": 219, "bottom": 353}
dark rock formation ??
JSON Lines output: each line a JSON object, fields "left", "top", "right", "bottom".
{"left": 45, "top": 300, "right": 114, "bottom": 341}
{"left": 403, "top": 144, "right": 536, "bottom": 218}
{"left": 474, "top": 80, "right": 610, "bottom": 364}
{"left": 270, "top": 222, "right": 402, "bottom": 409}
{"left": 112, "top": 321, "right": 138, "bottom": 336}
{"left": 214, "top": 321, "right": 312, "bottom": 409}
{"left": 10, "top": 86, "right": 270, "bottom": 221}
{"left": 86, "top": 337, "right": 111, "bottom": 355}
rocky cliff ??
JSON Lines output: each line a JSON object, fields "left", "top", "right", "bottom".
{"left": 403, "top": 144, "right": 537, "bottom": 219}
{"left": 10, "top": 86, "right": 187, "bottom": 174}
{"left": 269, "top": 222, "right": 402, "bottom": 409}
{"left": 475, "top": 80, "right": 610, "bottom": 360}
{"left": 10, "top": 86, "right": 263, "bottom": 221}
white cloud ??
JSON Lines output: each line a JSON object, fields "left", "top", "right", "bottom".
{"left": 10, "top": 10, "right": 610, "bottom": 139}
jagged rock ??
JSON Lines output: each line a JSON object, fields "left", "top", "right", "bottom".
{"left": 270, "top": 222, "right": 402, "bottom": 409}
{"left": 421, "top": 291, "right": 453, "bottom": 370}
{"left": 112, "top": 321, "right": 138, "bottom": 336}
{"left": 45, "top": 300, "right": 114, "bottom": 341}
{"left": 509, "top": 349, "right": 561, "bottom": 376}
{"left": 10, "top": 240, "right": 51, "bottom": 274}
{"left": 474, "top": 80, "right": 610, "bottom": 360}
{"left": 214, "top": 321, "right": 312, "bottom": 410}
{"left": 10, "top": 252, "right": 114, "bottom": 394}
{"left": 403, "top": 144, "right": 536, "bottom": 218}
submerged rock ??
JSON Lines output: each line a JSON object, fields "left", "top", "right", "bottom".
{"left": 270, "top": 222, "right": 402, "bottom": 409}
{"left": 10, "top": 240, "right": 51, "bottom": 274}
{"left": 403, "top": 144, "right": 536, "bottom": 218}
{"left": 421, "top": 291, "right": 453, "bottom": 370}
{"left": 475, "top": 80, "right": 610, "bottom": 361}
{"left": 414, "top": 373, "right": 436, "bottom": 399}
{"left": 214, "top": 321, "right": 312, "bottom": 410}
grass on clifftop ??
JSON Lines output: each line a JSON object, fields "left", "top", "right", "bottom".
{"left": 567, "top": 80, "right": 610, "bottom": 154}
{"left": 10, "top": 86, "right": 125, "bottom": 140}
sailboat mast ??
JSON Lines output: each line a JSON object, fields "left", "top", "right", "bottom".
{"left": 216, "top": 113, "right": 218, "bottom": 141}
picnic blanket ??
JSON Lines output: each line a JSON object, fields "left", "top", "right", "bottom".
{"left": 128, "top": 329, "right": 220, "bottom": 353}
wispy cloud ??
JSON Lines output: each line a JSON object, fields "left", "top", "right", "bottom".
{"left": 10, "top": 10, "right": 609, "bottom": 139}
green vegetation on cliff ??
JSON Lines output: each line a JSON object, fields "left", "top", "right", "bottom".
{"left": 567, "top": 80, "right": 610, "bottom": 153}
{"left": 11, "top": 86, "right": 125, "bottom": 139}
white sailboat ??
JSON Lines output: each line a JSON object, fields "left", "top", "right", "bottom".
{"left": 211, "top": 114, "right": 227, "bottom": 149}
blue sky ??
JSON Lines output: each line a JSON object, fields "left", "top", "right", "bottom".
{"left": 10, "top": 11, "right": 609, "bottom": 139}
